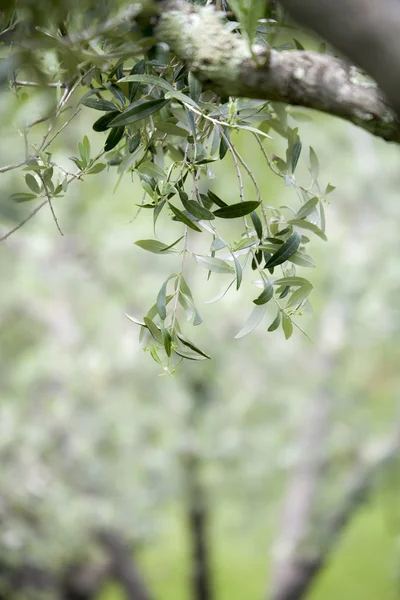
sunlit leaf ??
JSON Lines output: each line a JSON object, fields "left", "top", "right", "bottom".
{"left": 196, "top": 255, "right": 235, "bottom": 274}
{"left": 295, "top": 197, "right": 319, "bottom": 220}
{"left": 288, "top": 219, "right": 327, "bottom": 241}
{"left": 234, "top": 304, "right": 266, "bottom": 339}
{"left": 282, "top": 313, "right": 293, "bottom": 339}
{"left": 286, "top": 283, "right": 313, "bottom": 308}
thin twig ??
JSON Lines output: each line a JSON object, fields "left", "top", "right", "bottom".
{"left": 13, "top": 80, "right": 68, "bottom": 88}
{"left": 0, "top": 160, "right": 28, "bottom": 174}
{"left": 38, "top": 172, "right": 64, "bottom": 236}
{"left": 0, "top": 201, "right": 47, "bottom": 242}
{"left": 43, "top": 108, "right": 81, "bottom": 150}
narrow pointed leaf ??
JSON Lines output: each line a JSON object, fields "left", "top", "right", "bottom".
{"left": 109, "top": 99, "right": 169, "bottom": 127}
{"left": 213, "top": 201, "right": 260, "bottom": 219}
{"left": 274, "top": 276, "right": 311, "bottom": 287}
{"left": 83, "top": 97, "right": 118, "bottom": 111}
{"left": 233, "top": 254, "right": 243, "bottom": 290}
{"left": 235, "top": 304, "right": 266, "bottom": 339}
{"left": 265, "top": 231, "right": 302, "bottom": 268}
{"left": 295, "top": 197, "right": 319, "bottom": 220}
{"left": 168, "top": 203, "right": 202, "bottom": 232}
{"left": 286, "top": 283, "right": 313, "bottom": 309}
{"left": 157, "top": 279, "right": 169, "bottom": 320}
{"left": 253, "top": 280, "right": 273, "bottom": 305}
{"left": 250, "top": 211, "right": 263, "bottom": 239}
{"left": 196, "top": 255, "right": 235, "bottom": 274}
{"left": 268, "top": 310, "right": 281, "bottom": 332}
{"left": 176, "top": 333, "right": 211, "bottom": 358}
{"left": 104, "top": 126, "right": 124, "bottom": 151}
{"left": 288, "top": 252, "right": 316, "bottom": 268}
{"left": 282, "top": 313, "right": 293, "bottom": 339}
{"left": 180, "top": 195, "right": 215, "bottom": 220}
{"left": 118, "top": 73, "right": 174, "bottom": 91}
{"left": 93, "top": 111, "right": 120, "bottom": 132}
{"left": 288, "top": 219, "right": 327, "bottom": 241}
{"left": 207, "top": 190, "right": 227, "bottom": 208}
{"left": 135, "top": 239, "right": 179, "bottom": 253}
{"left": 143, "top": 317, "right": 163, "bottom": 344}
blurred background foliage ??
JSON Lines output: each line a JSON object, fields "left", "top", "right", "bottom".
{"left": 1, "top": 1, "right": 400, "bottom": 599}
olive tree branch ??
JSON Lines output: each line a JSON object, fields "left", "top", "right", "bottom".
{"left": 156, "top": 0, "right": 400, "bottom": 144}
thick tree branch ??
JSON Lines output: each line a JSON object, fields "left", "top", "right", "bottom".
{"left": 279, "top": 0, "right": 400, "bottom": 118}
{"left": 156, "top": 0, "right": 400, "bottom": 143}
{"left": 271, "top": 432, "right": 400, "bottom": 600}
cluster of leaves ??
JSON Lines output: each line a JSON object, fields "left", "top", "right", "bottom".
{"left": 1, "top": 0, "right": 335, "bottom": 370}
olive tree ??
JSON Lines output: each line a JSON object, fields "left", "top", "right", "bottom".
{"left": 1, "top": 1, "right": 400, "bottom": 599}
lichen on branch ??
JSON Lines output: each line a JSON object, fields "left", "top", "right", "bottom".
{"left": 156, "top": 0, "right": 400, "bottom": 144}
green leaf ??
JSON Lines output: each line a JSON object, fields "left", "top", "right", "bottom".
{"left": 83, "top": 97, "right": 118, "bottom": 111}
{"left": 207, "top": 190, "right": 228, "bottom": 208}
{"left": 155, "top": 122, "right": 189, "bottom": 137}
{"left": 25, "top": 173, "right": 40, "bottom": 194}
{"left": 250, "top": 211, "right": 263, "bottom": 239}
{"left": 210, "top": 237, "right": 227, "bottom": 251}
{"left": 104, "top": 126, "right": 124, "bottom": 151}
{"left": 180, "top": 195, "right": 215, "bottom": 221}
{"left": 288, "top": 251, "right": 316, "bottom": 268}
{"left": 118, "top": 73, "right": 174, "bottom": 91}
{"left": 286, "top": 283, "right": 313, "bottom": 309}
{"left": 273, "top": 276, "right": 311, "bottom": 287}
{"left": 80, "top": 135, "right": 91, "bottom": 164}
{"left": 109, "top": 99, "right": 169, "bottom": 127}
{"left": 87, "top": 162, "right": 106, "bottom": 174}
{"left": 325, "top": 183, "right": 336, "bottom": 195}
{"left": 157, "top": 279, "right": 169, "bottom": 320}
{"left": 137, "top": 161, "right": 166, "bottom": 180}
{"left": 268, "top": 310, "right": 281, "bottom": 332}
{"left": 291, "top": 140, "right": 302, "bottom": 174}
{"left": 282, "top": 313, "right": 293, "bottom": 339}
{"left": 196, "top": 255, "right": 235, "bottom": 274}
{"left": 219, "top": 127, "right": 229, "bottom": 159}
{"left": 213, "top": 201, "right": 260, "bottom": 219}
{"left": 233, "top": 254, "right": 243, "bottom": 290}
{"left": 253, "top": 280, "right": 273, "bottom": 305}
{"left": 173, "top": 348, "right": 208, "bottom": 361}
{"left": 93, "top": 111, "right": 120, "bottom": 132}
{"left": 127, "top": 59, "right": 145, "bottom": 102}
{"left": 295, "top": 197, "right": 318, "bottom": 220}
{"left": 125, "top": 314, "right": 145, "bottom": 326}
{"left": 234, "top": 304, "right": 266, "bottom": 339}
{"left": 168, "top": 203, "right": 202, "bottom": 232}
{"left": 188, "top": 72, "right": 202, "bottom": 103}
{"left": 162, "top": 327, "right": 172, "bottom": 357}
{"left": 143, "top": 317, "right": 163, "bottom": 344}
{"left": 176, "top": 333, "right": 211, "bottom": 359}
{"left": 165, "top": 90, "right": 201, "bottom": 110}
{"left": 288, "top": 219, "right": 327, "bottom": 241}
{"left": 265, "top": 231, "right": 302, "bottom": 268}
{"left": 309, "top": 146, "right": 319, "bottom": 182}
{"left": 9, "top": 192, "right": 37, "bottom": 202}
{"left": 135, "top": 239, "right": 180, "bottom": 253}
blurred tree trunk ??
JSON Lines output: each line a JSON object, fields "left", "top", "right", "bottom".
{"left": 183, "top": 380, "right": 214, "bottom": 600}
{"left": 97, "top": 530, "right": 153, "bottom": 600}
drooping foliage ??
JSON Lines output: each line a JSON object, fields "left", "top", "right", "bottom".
{"left": 0, "top": 0, "right": 335, "bottom": 370}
